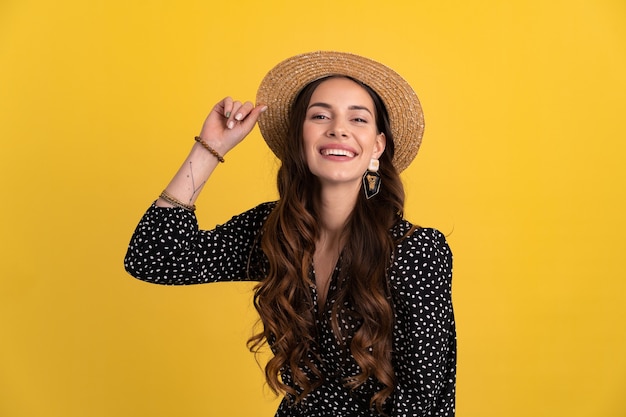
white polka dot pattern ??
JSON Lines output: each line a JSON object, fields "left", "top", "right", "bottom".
{"left": 125, "top": 202, "right": 456, "bottom": 416}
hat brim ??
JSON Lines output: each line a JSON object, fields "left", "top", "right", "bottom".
{"left": 256, "top": 51, "right": 424, "bottom": 173}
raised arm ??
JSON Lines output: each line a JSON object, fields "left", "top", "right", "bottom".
{"left": 124, "top": 98, "right": 268, "bottom": 284}
{"left": 157, "top": 98, "right": 267, "bottom": 209}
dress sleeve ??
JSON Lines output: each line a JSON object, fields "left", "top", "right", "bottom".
{"left": 123, "top": 202, "right": 273, "bottom": 285}
{"left": 390, "top": 227, "right": 456, "bottom": 416}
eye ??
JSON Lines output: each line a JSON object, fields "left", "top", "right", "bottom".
{"left": 311, "top": 114, "right": 329, "bottom": 120}
{"left": 353, "top": 117, "right": 368, "bottom": 123}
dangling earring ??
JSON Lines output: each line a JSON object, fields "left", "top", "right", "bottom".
{"left": 362, "top": 159, "right": 381, "bottom": 199}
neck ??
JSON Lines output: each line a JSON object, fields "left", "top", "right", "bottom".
{"left": 316, "top": 182, "right": 360, "bottom": 240}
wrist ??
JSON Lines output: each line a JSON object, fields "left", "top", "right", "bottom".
{"left": 194, "top": 136, "right": 225, "bottom": 163}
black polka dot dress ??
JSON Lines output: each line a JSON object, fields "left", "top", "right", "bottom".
{"left": 125, "top": 202, "right": 456, "bottom": 416}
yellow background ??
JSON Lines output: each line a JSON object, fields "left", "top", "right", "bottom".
{"left": 1, "top": 0, "right": 625, "bottom": 416}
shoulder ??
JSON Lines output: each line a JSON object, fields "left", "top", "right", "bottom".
{"left": 220, "top": 201, "right": 277, "bottom": 228}
{"left": 389, "top": 220, "right": 453, "bottom": 290}
{"left": 242, "top": 201, "right": 277, "bottom": 219}
{"left": 391, "top": 220, "right": 451, "bottom": 257}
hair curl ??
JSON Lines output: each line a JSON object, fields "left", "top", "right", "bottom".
{"left": 248, "top": 76, "right": 405, "bottom": 414}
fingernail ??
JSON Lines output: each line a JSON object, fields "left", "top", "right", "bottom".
{"left": 225, "top": 111, "right": 231, "bottom": 118}
{"left": 260, "top": 105, "right": 268, "bottom": 113}
{"left": 235, "top": 113, "right": 243, "bottom": 121}
{"left": 227, "top": 120, "right": 235, "bottom": 129}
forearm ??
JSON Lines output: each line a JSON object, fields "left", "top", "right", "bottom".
{"left": 155, "top": 98, "right": 267, "bottom": 209}
{"left": 156, "top": 140, "right": 223, "bottom": 209}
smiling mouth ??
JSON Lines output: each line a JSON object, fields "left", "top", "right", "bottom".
{"left": 320, "top": 149, "right": 356, "bottom": 157}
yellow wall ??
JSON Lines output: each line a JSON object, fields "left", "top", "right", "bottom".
{"left": 1, "top": 0, "right": 625, "bottom": 416}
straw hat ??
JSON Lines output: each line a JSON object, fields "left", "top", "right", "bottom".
{"left": 256, "top": 51, "right": 424, "bottom": 173}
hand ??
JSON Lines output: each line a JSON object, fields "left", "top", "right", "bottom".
{"left": 198, "top": 97, "right": 267, "bottom": 156}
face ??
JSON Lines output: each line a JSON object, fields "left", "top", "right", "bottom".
{"left": 302, "top": 77, "right": 386, "bottom": 189}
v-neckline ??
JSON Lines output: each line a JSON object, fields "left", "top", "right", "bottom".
{"left": 311, "top": 258, "right": 340, "bottom": 312}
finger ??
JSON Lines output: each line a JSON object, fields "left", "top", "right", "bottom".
{"left": 237, "top": 103, "right": 268, "bottom": 132}
{"left": 233, "top": 101, "right": 255, "bottom": 121}
{"left": 220, "top": 96, "right": 234, "bottom": 118}
{"left": 226, "top": 100, "right": 244, "bottom": 129}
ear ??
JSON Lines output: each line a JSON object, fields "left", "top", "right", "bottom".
{"left": 373, "top": 132, "right": 386, "bottom": 159}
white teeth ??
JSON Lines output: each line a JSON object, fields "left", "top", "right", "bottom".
{"left": 321, "top": 149, "right": 355, "bottom": 157}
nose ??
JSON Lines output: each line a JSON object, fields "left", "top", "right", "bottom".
{"left": 327, "top": 120, "right": 348, "bottom": 138}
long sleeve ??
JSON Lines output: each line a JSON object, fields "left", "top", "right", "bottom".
{"left": 390, "top": 227, "right": 456, "bottom": 416}
{"left": 124, "top": 202, "right": 274, "bottom": 285}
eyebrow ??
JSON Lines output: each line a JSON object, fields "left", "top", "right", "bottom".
{"left": 308, "top": 102, "right": 374, "bottom": 116}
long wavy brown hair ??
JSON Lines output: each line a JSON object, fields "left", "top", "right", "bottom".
{"left": 247, "top": 76, "right": 405, "bottom": 414}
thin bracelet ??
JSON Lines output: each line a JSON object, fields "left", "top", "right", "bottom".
{"left": 159, "top": 190, "right": 196, "bottom": 212}
{"left": 194, "top": 136, "right": 225, "bottom": 163}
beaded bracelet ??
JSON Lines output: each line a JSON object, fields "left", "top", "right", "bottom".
{"left": 194, "top": 136, "right": 225, "bottom": 163}
{"left": 159, "top": 190, "right": 196, "bottom": 212}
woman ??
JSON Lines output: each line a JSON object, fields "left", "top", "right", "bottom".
{"left": 125, "top": 51, "right": 455, "bottom": 416}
